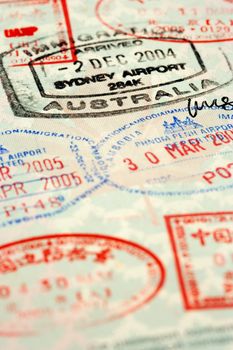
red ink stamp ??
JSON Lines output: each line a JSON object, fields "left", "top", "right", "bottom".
{"left": 165, "top": 212, "right": 233, "bottom": 310}
{"left": 0, "top": 234, "right": 165, "bottom": 335}
{"left": 96, "top": 0, "right": 233, "bottom": 43}
{"left": 0, "top": 0, "right": 76, "bottom": 65}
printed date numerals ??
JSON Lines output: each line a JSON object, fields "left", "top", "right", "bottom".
{"left": 23, "top": 157, "right": 64, "bottom": 173}
{"left": 123, "top": 151, "right": 160, "bottom": 171}
{"left": 41, "top": 172, "right": 82, "bottom": 191}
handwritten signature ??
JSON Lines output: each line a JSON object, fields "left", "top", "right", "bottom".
{"left": 187, "top": 96, "right": 233, "bottom": 118}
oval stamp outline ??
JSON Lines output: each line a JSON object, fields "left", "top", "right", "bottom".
{"left": 0, "top": 129, "right": 105, "bottom": 228}
{"left": 95, "top": 107, "right": 233, "bottom": 197}
{"left": 0, "top": 233, "right": 165, "bottom": 335}
{"left": 96, "top": 0, "right": 233, "bottom": 44}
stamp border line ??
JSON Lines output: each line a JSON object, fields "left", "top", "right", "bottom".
{"left": 165, "top": 212, "right": 233, "bottom": 310}
{"left": 29, "top": 40, "right": 206, "bottom": 98}
{"left": 96, "top": 106, "right": 233, "bottom": 196}
{"left": 2, "top": 0, "right": 77, "bottom": 67}
{"left": 0, "top": 0, "right": 49, "bottom": 3}
{"left": 0, "top": 130, "right": 105, "bottom": 227}
{"left": 0, "top": 179, "right": 106, "bottom": 229}
{"left": 1, "top": 46, "right": 233, "bottom": 118}
{"left": 106, "top": 178, "right": 233, "bottom": 197}
{"left": 95, "top": 0, "right": 233, "bottom": 44}
{"left": 0, "top": 233, "right": 166, "bottom": 332}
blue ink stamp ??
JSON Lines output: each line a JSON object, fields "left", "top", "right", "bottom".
{"left": 0, "top": 129, "right": 105, "bottom": 228}
{"left": 96, "top": 108, "right": 233, "bottom": 196}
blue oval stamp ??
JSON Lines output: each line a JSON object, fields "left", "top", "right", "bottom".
{"left": 0, "top": 128, "right": 105, "bottom": 227}
{"left": 96, "top": 107, "right": 233, "bottom": 196}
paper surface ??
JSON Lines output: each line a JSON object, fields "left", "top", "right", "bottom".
{"left": 0, "top": 0, "right": 233, "bottom": 349}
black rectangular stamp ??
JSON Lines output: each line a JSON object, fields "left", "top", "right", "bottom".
{"left": 0, "top": 35, "right": 233, "bottom": 118}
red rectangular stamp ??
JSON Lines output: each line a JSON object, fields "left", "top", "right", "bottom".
{"left": 0, "top": 0, "right": 76, "bottom": 66}
{"left": 165, "top": 212, "right": 233, "bottom": 310}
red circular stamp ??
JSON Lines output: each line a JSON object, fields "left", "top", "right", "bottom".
{"left": 96, "top": 0, "right": 233, "bottom": 43}
{"left": 0, "top": 234, "right": 165, "bottom": 336}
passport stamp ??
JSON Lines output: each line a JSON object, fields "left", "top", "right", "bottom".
{"left": 165, "top": 212, "right": 233, "bottom": 310}
{"left": 1, "top": 38, "right": 232, "bottom": 118}
{"left": 96, "top": 0, "right": 233, "bottom": 43}
{"left": 0, "top": 129, "right": 104, "bottom": 227}
{"left": 97, "top": 108, "right": 233, "bottom": 197}
{"left": 0, "top": 0, "right": 76, "bottom": 66}
{"left": 0, "top": 233, "right": 165, "bottom": 334}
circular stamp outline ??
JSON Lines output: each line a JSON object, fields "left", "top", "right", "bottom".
{"left": 96, "top": 107, "right": 233, "bottom": 197}
{"left": 95, "top": 0, "right": 233, "bottom": 44}
{"left": 0, "top": 233, "right": 165, "bottom": 336}
{"left": 0, "top": 129, "right": 105, "bottom": 228}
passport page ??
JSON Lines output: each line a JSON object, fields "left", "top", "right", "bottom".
{"left": 0, "top": 1, "right": 232, "bottom": 350}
